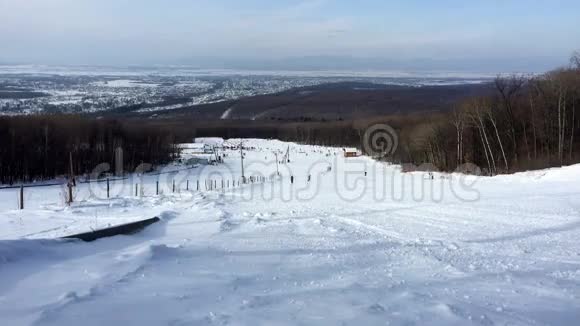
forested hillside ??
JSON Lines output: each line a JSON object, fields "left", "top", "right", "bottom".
{"left": 398, "top": 54, "right": 580, "bottom": 173}
{"left": 0, "top": 116, "right": 178, "bottom": 184}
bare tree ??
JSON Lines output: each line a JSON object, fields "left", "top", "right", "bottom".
{"left": 571, "top": 50, "right": 580, "bottom": 69}
{"left": 484, "top": 101, "right": 509, "bottom": 172}
{"left": 451, "top": 108, "right": 466, "bottom": 166}
{"left": 465, "top": 99, "right": 496, "bottom": 175}
{"left": 495, "top": 75, "right": 525, "bottom": 163}
{"left": 571, "top": 94, "right": 576, "bottom": 160}
{"left": 528, "top": 78, "right": 541, "bottom": 160}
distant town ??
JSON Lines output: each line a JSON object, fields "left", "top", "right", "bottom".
{"left": 0, "top": 66, "right": 491, "bottom": 116}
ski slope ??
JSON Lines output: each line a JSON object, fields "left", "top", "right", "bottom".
{"left": 1, "top": 139, "right": 580, "bottom": 325}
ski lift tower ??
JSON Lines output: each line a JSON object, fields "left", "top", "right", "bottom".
{"left": 239, "top": 140, "right": 245, "bottom": 183}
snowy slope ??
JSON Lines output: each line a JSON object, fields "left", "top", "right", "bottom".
{"left": 1, "top": 139, "right": 580, "bottom": 325}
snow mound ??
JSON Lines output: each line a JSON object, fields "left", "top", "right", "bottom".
{"left": 493, "top": 163, "right": 580, "bottom": 183}
{"left": 0, "top": 239, "right": 62, "bottom": 264}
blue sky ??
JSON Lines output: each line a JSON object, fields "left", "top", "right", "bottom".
{"left": 0, "top": 0, "right": 578, "bottom": 71}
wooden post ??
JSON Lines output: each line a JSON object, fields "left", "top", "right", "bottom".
{"left": 135, "top": 183, "right": 138, "bottom": 197}
{"left": 172, "top": 179, "right": 176, "bottom": 193}
{"left": 106, "top": 178, "right": 110, "bottom": 199}
{"left": 197, "top": 180, "right": 199, "bottom": 191}
{"left": 68, "top": 182, "right": 74, "bottom": 205}
{"left": 69, "top": 152, "right": 76, "bottom": 187}
{"left": 19, "top": 185, "right": 24, "bottom": 210}
{"left": 156, "top": 181, "right": 159, "bottom": 195}
{"left": 186, "top": 180, "right": 189, "bottom": 191}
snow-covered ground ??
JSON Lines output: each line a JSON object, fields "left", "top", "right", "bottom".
{"left": 1, "top": 139, "right": 580, "bottom": 325}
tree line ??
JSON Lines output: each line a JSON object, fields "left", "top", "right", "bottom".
{"left": 395, "top": 53, "right": 580, "bottom": 174}
{"left": 0, "top": 116, "right": 179, "bottom": 184}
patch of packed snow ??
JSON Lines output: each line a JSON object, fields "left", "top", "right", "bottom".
{"left": 220, "top": 106, "right": 234, "bottom": 119}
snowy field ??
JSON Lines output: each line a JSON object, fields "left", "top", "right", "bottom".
{"left": 1, "top": 139, "right": 580, "bottom": 325}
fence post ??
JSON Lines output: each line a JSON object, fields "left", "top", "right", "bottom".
{"left": 135, "top": 183, "right": 138, "bottom": 197}
{"left": 156, "top": 181, "right": 159, "bottom": 195}
{"left": 106, "top": 178, "right": 110, "bottom": 199}
{"left": 19, "top": 185, "right": 24, "bottom": 210}
{"left": 197, "top": 180, "right": 199, "bottom": 191}
{"left": 68, "top": 182, "right": 74, "bottom": 205}
{"left": 172, "top": 179, "right": 176, "bottom": 193}
{"left": 186, "top": 180, "right": 189, "bottom": 191}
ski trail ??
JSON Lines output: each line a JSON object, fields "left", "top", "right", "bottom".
{"left": 220, "top": 106, "right": 234, "bottom": 119}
